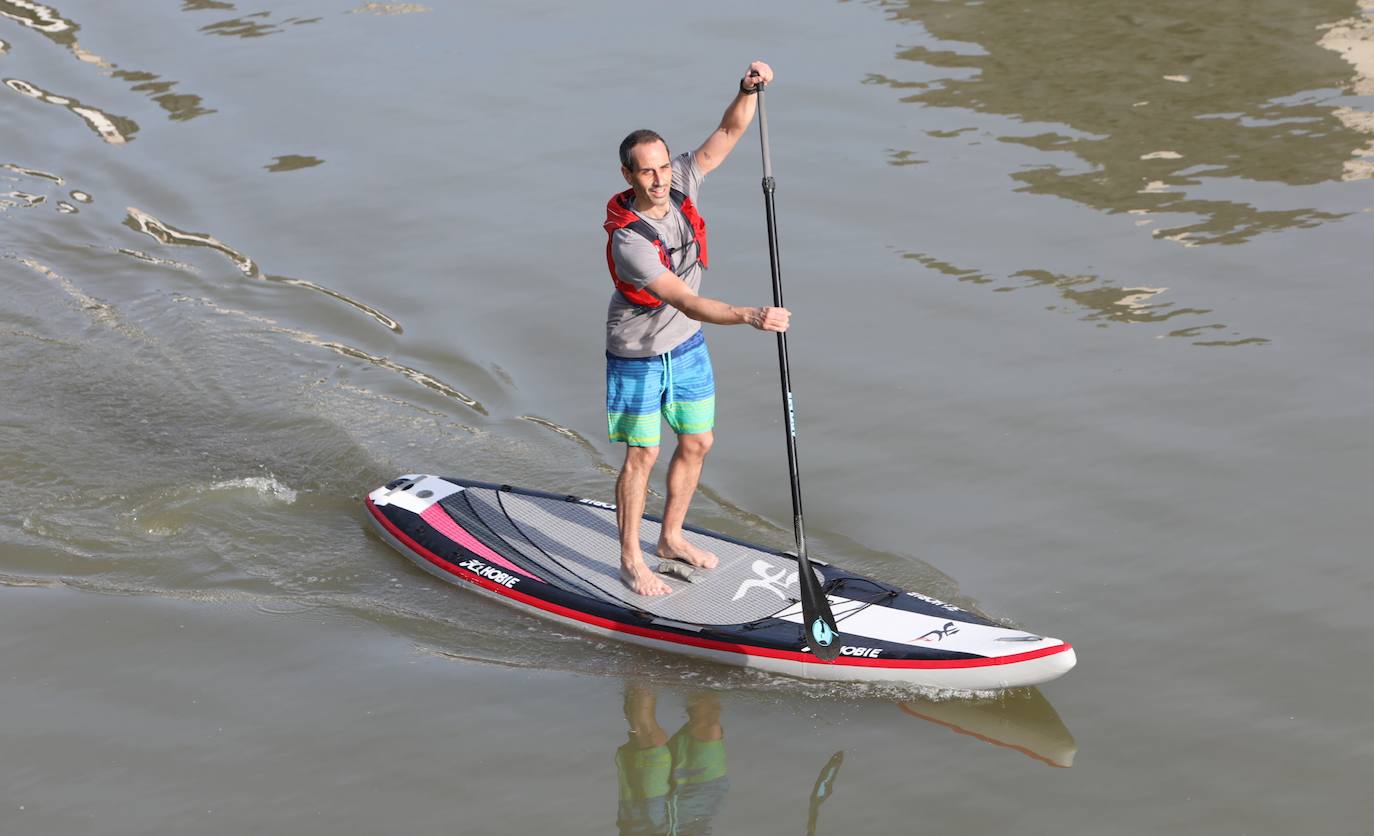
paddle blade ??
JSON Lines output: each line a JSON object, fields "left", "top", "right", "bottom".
{"left": 798, "top": 559, "right": 842, "bottom": 661}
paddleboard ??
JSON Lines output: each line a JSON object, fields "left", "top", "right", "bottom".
{"left": 365, "top": 474, "right": 1076, "bottom": 690}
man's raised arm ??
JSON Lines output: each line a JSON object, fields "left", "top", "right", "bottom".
{"left": 693, "top": 60, "right": 774, "bottom": 175}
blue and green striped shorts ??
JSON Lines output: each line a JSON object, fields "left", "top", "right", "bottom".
{"left": 606, "top": 330, "right": 716, "bottom": 447}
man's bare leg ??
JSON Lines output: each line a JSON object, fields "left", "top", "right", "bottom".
{"left": 657, "top": 431, "right": 719, "bottom": 569}
{"left": 617, "top": 444, "right": 671, "bottom": 596}
{"left": 623, "top": 681, "right": 669, "bottom": 749}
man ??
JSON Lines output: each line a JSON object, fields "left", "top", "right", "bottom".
{"left": 604, "top": 60, "right": 789, "bottom": 597}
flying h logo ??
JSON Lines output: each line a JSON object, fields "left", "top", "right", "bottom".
{"left": 913, "top": 621, "right": 960, "bottom": 643}
{"left": 732, "top": 559, "right": 798, "bottom": 602}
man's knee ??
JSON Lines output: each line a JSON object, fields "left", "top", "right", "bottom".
{"left": 677, "top": 431, "right": 713, "bottom": 459}
{"left": 625, "top": 444, "right": 660, "bottom": 471}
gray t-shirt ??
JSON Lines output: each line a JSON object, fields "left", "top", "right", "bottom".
{"left": 605, "top": 152, "right": 706, "bottom": 358}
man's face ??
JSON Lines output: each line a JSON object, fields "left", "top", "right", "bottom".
{"left": 621, "top": 140, "right": 672, "bottom": 209}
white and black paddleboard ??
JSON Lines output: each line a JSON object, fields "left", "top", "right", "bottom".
{"left": 365, "top": 474, "right": 1076, "bottom": 690}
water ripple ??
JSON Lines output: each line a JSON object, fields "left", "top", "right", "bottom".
{"left": 899, "top": 250, "right": 1268, "bottom": 346}
{"left": 5, "top": 76, "right": 135, "bottom": 144}
{"left": 1, "top": 0, "right": 215, "bottom": 121}
{"left": 123, "top": 207, "right": 401, "bottom": 333}
{"left": 320, "top": 340, "right": 487, "bottom": 414}
{"left": 124, "top": 207, "right": 258, "bottom": 275}
{"left": 10, "top": 253, "right": 146, "bottom": 339}
{"left": 186, "top": 295, "right": 487, "bottom": 415}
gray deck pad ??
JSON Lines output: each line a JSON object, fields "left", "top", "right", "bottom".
{"left": 454, "top": 487, "right": 809, "bottom": 625}
{"left": 456, "top": 489, "right": 606, "bottom": 601}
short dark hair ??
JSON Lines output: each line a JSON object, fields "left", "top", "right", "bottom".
{"left": 619, "top": 129, "right": 668, "bottom": 170}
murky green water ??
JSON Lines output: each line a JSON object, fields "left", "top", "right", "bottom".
{"left": 4, "top": 1, "right": 1372, "bottom": 832}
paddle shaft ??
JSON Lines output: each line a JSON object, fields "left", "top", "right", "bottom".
{"left": 756, "top": 91, "right": 806, "bottom": 555}
{"left": 755, "top": 83, "right": 841, "bottom": 660}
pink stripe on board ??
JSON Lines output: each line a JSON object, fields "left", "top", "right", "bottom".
{"left": 420, "top": 504, "right": 545, "bottom": 582}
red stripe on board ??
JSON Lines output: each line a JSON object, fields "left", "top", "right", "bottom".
{"left": 419, "top": 503, "right": 545, "bottom": 582}
{"left": 367, "top": 498, "right": 1074, "bottom": 671}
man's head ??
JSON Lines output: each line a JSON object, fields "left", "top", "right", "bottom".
{"left": 619, "top": 129, "right": 672, "bottom": 211}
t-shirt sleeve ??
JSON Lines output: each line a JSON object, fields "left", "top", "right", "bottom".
{"left": 672, "top": 151, "right": 704, "bottom": 202}
{"left": 611, "top": 230, "right": 670, "bottom": 291}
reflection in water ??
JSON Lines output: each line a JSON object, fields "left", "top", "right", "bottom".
{"left": 124, "top": 207, "right": 259, "bottom": 277}
{"left": 1013, "top": 271, "right": 1204, "bottom": 325}
{"left": 195, "top": 11, "right": 321, "bottom": 39}
{"left": 899, "top": 251, "right": 1267, "bottom": 346}
{"left": 3, "top": 190, "right": 43, "bottom": 209}
{"left": 1, "top": 162, "right": 90, "bottom": 216}
{"left": 870, "top": 0, "right": 1368, "bottom": 242}
{"left": 265, "top": 155, "right": 324, "bottom": 173}
{"left": 616, "top": 685, "right": 847, "bottom": 836}
{"left": 267, "top": 274, "right": 400, "bottom": 332}
{"left": 1320, "top": 0, "right": 1374, "bottom": 179}
{"left": 0, "top": 0, "right": 214, "bottom": 121}
{"left": 112, "top": 69, "right": 214, "bottom": 122}
{"left": 805, "top": 752, "right": 844, "bottom": 836}
{"left": 618, "top": 684, "right": 732, "bottom": 836}
{"left": 898, "top": 687, "right": 1078, "bottom": 768}
{"left": 612, "top": 681, "right": 1076, "bottom": 835}
{"left": 349, "top": 3, "right": 432, "bottom": 15}
{"left": 5, "top": 76, "right": 136, "bottom": 143}
{"left": 0, "top": 0, "right": 66, "bottom": 34}
{"left": 118, "top": 248, "right": 198, "bottom": 272}
{"left": 1323, "top": 1, "right": 1374, "bottom": 95}
{"left": 123, "top": 207, "right": 402, "bottom": 333}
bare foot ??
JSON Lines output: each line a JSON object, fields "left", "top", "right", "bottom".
{"left": 657, "top": 536, "right": 719, "bottom": 570}
{"left": 620, "top": 560, "right": 672, "bottom": 596}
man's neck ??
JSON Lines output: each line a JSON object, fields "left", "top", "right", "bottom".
{"left": 633, "top": 196, "right": 671, "bottom": 220}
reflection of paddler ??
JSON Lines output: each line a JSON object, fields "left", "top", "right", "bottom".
{"left": 616, "top": 683, "right": 729, "bottom": 836}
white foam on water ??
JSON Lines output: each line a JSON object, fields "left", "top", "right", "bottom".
{"left": 124, "top": 475, "right": 299, "bottom": 537}
{"left": 205, "top": 476, "right": 298, "bottom": 504}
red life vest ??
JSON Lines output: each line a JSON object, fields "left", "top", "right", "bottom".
{"left": 603, "top": 187, "right": 709, "bottom": 309}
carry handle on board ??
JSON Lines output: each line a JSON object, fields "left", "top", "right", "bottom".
{"left": 754, "top": 79, "right": 842, "bottom": 661}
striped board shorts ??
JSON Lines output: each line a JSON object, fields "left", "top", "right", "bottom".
{"left": 606, "top": 330, "right": 716, "bottom": 447}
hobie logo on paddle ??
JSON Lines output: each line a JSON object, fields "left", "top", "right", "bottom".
{"left": 810, "top": 618, "right": 835, "bottom": 647}
{"left": 732, "top": 560, "right": 798, "bottom": 602}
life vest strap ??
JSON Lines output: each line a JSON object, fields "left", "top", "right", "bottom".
{"left": 604, "top": 187, "right": 710, "bottom": 310}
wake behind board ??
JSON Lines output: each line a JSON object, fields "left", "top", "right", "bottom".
{"left": 365, "top": 474, "right": 1076, "bottom": 690}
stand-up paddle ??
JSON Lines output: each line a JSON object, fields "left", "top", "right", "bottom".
{"left": 754, "top": 79, "right": 842, "bottom": 662}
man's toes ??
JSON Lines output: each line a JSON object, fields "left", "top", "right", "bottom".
{"left": 621, "top": 567, "right": 672, "bottom": 596}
